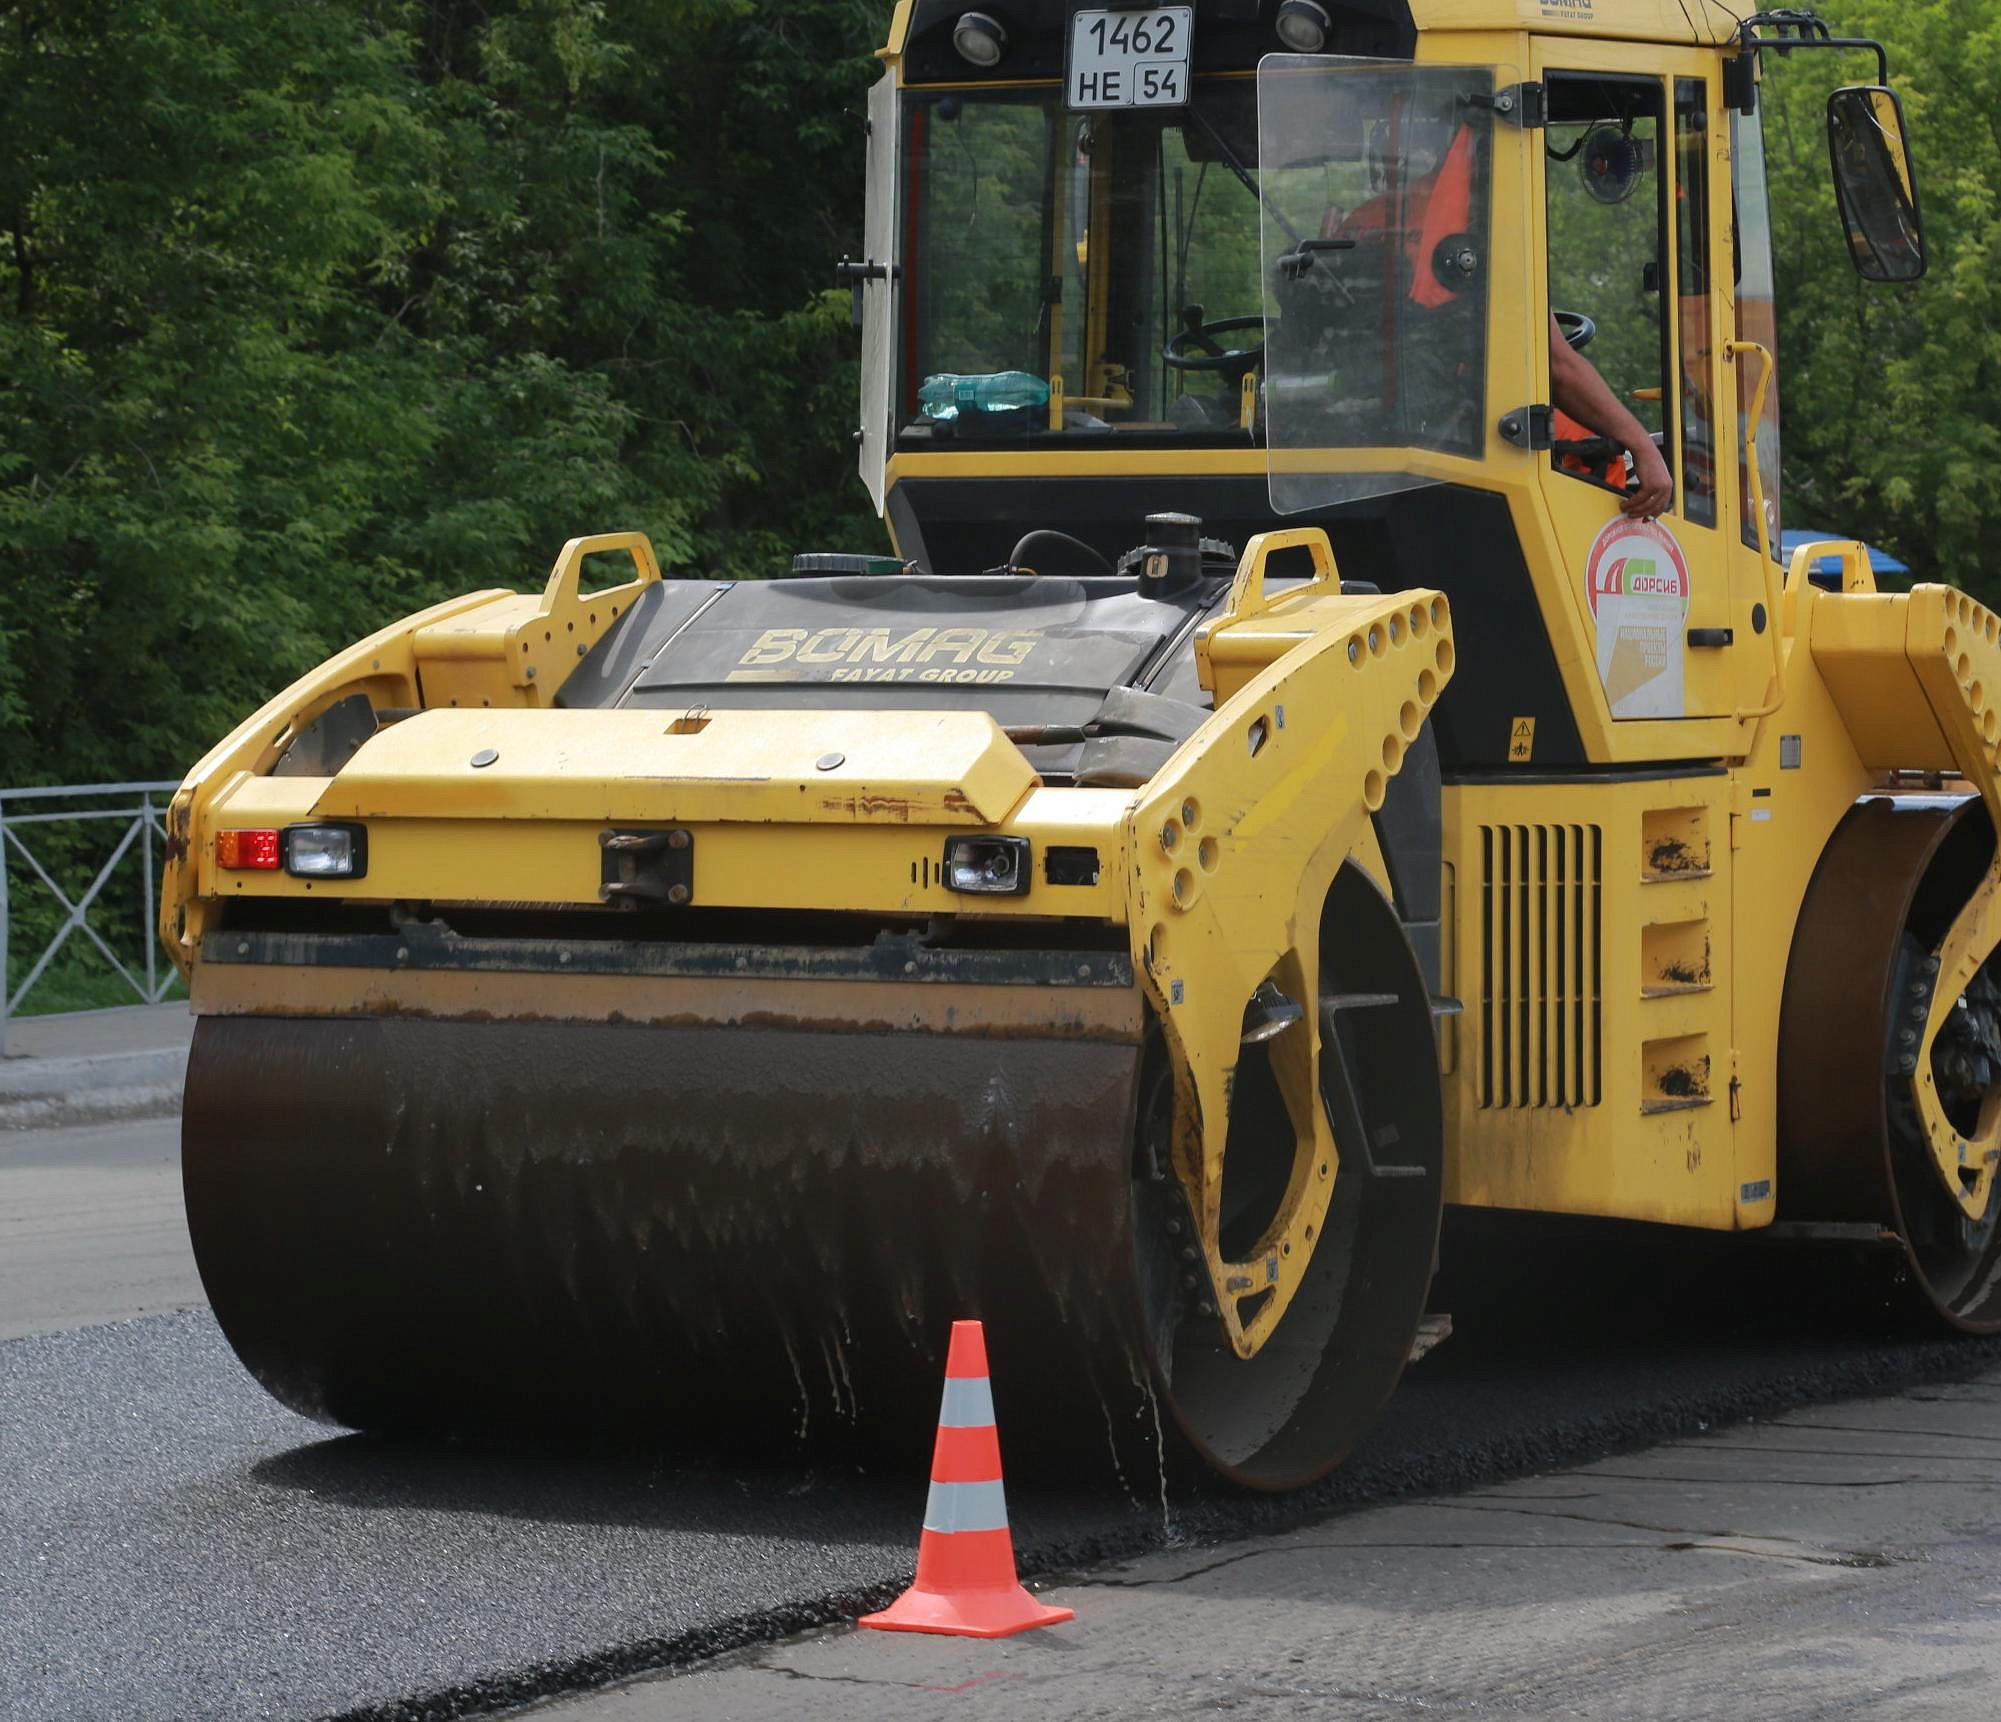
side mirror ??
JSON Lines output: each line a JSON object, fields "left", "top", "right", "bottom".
{"left": 1826, "top": 85, "right": 1926, "bottom": 283}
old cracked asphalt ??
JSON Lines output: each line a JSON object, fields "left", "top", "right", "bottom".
{"left": 535, "top": 1371, "right": 2001, "bottom": 1722}
{"left": 5, "top": 1117, "right": 2001, "bottom": 1722}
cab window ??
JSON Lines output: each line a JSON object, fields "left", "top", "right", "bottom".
{"left": 1544, "top": 77, "right": 1668, "bottom": 499}
{"left": 898, "top": 84, "right": 1267, "bottom": 444}
{"left": 1674, "top": 78, "right": 1717, "bottom": 529}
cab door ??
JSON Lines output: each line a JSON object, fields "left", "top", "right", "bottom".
{"left": 1533, "top": 56, "right": 1747, "bottom": 721}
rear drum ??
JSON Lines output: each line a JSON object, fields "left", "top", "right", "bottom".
{"left": 1779, "top": 796, "right": 2001, "bottom": 1330}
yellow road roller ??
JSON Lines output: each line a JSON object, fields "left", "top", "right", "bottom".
{"left": 165, "top": 3, "right": 1999, "bottom": 1489}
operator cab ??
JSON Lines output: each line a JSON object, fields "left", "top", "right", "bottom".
{"left": 851, "top": 1, "right": 1928, "bottom": 766}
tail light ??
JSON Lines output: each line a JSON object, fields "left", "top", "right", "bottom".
{"left": 216, "top": 830, "right": 281, "bottom": 870}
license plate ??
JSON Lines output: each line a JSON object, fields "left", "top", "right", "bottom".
{"left": 1067, "top": 7, "right": 1192, "bottom": 110}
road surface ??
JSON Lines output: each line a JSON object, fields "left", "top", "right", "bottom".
{"left": 537, "top": 1369, "right": 2001, "bottom": 1722}
{"left": 0, "top": 1116, "right": 199, "bottom": 1340}
{"left": 4, "top": 1113, "right": 1999, "bottom": 1722}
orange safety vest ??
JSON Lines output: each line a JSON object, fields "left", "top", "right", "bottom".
{"left": 1552, "top": 407, "right": 1631, "bottom": 490}
{"left": 1326, "top": 123, "right": 1476, "bottom": 309}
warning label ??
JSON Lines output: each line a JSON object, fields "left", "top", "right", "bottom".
{"left": 1584, "top": 516, "right": 1691, "bottom": 720}
{"left": 1509, "top": 717, "right": 1536, "bottom": 764}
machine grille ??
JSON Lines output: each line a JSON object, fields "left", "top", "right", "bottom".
{"left": 1478, "top": 824, "right": 1602, "bottom": 1109}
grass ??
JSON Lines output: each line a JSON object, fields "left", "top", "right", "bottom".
{"left": 2, "top": 806, "right": 186, "bottom": 1021}
{"left": 7, "top": 951, "right": 186, "bottom": 1018}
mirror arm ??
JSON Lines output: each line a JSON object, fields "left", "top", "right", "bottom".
{"left": 1730, "top": 17, "right": 1890, "bottom": 112}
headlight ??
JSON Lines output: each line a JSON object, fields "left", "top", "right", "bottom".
{"left": 952, "top": 10, "right": 1007, "bottom": 68}
{"left": 1275, "top": 0, "right": 1331, "bottom": 53}
{"left": 283, "top": 823, "right": 367, "bottom": 880}
{"left": 1240, "top": 980, "right": 1306, "bottom": 1045}
{"left": 942, "top": 835, "right": 1030, "bottom": 896}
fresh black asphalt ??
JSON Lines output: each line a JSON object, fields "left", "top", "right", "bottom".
{"left": 6, "top": 1219, "right": 2000, "bottom": 1722}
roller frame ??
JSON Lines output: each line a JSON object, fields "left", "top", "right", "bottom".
{"left": 170, "top": 529, "right": 1456, "bottom": 1381}
{"left": 1138, "top": 530, "right": 1455, "bottom": 1355}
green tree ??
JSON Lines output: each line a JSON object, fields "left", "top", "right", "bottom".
{"left": 0, "top": 0, "right": 887, "bottom": 790}
{"left": 5, "top": 0, "right": 1998, "bottom": 801}
{"left": 1761, "top": 0, "right": 2001, "bottom": 590}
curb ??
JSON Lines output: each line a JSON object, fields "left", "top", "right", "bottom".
{"left": 0, "top": 1083, "right": 183, "bottom": 1131}
{"left": 0, "top": 1048, "right": 187, "bottom": 1130}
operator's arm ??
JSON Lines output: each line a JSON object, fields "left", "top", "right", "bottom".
{"left": 1548, "top": 316, "right": 1675, "bottom": 520}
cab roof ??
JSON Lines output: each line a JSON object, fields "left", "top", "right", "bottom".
{"left": 888, "top": 0, "right": 1750, "bottom": 80}
{"left": 1415, "top": 0, "right": 1743, "bottom": 44}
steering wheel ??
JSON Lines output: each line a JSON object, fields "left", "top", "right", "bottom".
{"left": 1553, "top": 309, "right": 1598, "bottom": 352}
{"left": 1163, "top": 308, "right": 1266, "bottom": 386}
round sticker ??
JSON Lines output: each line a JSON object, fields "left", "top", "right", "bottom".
{"left": 1585, "top": 515, "right": 1691, "bottom": 620}
{"left": 1584, "top": 515, "right": 1692, "bottom": 719}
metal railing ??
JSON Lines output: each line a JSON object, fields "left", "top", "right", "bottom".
{"left": 0, "top": 781, "right": 182, "bottom": 1054}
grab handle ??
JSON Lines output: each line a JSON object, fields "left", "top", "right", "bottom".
{"left": 1726, "top": 340, "right": 1786, "bottom": 723}
{"left": 1224, "top": 528, "right": 1340, "bottom": 626}
{"left": 540, "top": 532, "right": 663, "bottom": 611}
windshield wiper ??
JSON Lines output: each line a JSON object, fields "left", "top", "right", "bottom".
{"left": 1185, "top": 100, "right": 1302, "bottom": 246}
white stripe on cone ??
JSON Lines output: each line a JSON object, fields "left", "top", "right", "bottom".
{"left": 937, "top": 1375, "right": 997, "bottom": 1428}
{"left": 922, "top": 1477, "right": 1012, "bottom": 1535}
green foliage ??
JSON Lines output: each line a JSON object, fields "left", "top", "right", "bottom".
{"left": 0, "top": 0, "right": 887, "bottom": 786}
{"left": 1761, "top": 0, "right": 2001, "bottom": 589}
{"left": 10, "top": 953, "right": 186, "bottom": 1019}
{"left": 2, "top": 0, "right": 1998, "bottom": 793}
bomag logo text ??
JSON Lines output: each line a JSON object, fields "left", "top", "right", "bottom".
{"left": 736, "top": 626, "right": 1038, "bottom": 684}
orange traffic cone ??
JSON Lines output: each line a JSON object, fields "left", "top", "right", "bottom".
{"left": 859, "top": 1320, "right": 1075, "bottom": 1639}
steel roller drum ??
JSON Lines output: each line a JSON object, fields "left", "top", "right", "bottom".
{"left": 1780, "top": 794, "right": 2001, "bottom": 1331}
{"left": 183, "top": 965, "right": 1440, "bottom": 1490}
{"left": 185, "top": 1015, "right": 1148, "bottom": 1460}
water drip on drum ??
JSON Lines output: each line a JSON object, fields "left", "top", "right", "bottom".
{"left": 1141, "top": 1367, "right": 1177, "bottom": 1541}
{"left": 783, "top": 1330, "right": 810, "bottom": 1440}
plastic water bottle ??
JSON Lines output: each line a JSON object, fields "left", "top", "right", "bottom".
{"left": 918, "top": 371, "right": 1050, "bottom": 420}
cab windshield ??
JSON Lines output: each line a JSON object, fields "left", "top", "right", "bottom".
{"left": 1256, "top": 57, "right": 1498, "bottom": 512}
{"left": 897, "top": 82, "right": 1265, "bottom": 445}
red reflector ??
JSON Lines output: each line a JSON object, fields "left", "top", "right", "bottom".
{"left": 217, "top": 829, "right": 281, "bottom": 870}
